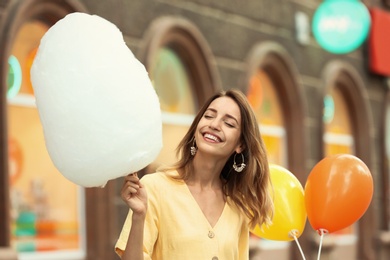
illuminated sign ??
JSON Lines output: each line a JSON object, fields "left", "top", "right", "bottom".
{"left": 312, "top": 0, "right": 371, "bottom": 54}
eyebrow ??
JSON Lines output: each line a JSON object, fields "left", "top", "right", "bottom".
{"left": 206, "top": 108, "right": 239, "bottom": 125}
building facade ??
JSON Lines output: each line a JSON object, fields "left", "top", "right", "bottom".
{"left": 0, "top": 0, "right": 389, "bottom": 259}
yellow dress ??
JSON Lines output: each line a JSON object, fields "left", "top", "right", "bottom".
{"left": 115, "top": 170, "right": 249, "bottom": 260}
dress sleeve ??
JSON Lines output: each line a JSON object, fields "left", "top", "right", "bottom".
{"left": 114, "top": 174, "right": 160, "bottom": 259}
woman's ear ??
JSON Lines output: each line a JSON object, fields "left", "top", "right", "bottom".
{"left": 235, "top": 143, "right": 245, "bottom": 154}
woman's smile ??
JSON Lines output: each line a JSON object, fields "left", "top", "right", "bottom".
{"left": 203, "top": 133, "right": 222, "bottom": 143}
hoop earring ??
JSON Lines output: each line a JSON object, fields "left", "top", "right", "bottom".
{"left": 233, "top": 153, "right": 246, "bottom": 172}
{"left": 190, "top": 137, "right": 197, "bottom": 156}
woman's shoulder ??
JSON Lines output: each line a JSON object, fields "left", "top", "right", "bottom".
{"left": 140, "top": 170, "right": 181, "bottom": 186}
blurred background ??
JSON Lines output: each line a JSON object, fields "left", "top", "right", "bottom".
{"left": 0, "top": 0, "right": 389, "bottom": 259}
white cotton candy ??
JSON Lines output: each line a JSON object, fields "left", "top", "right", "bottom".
{"left": 31, "top": 12, "right": 162, "bottom": 187}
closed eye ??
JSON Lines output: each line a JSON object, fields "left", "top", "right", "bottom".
{"left": 224, "top": 121, "right": 236, "bottom": 128}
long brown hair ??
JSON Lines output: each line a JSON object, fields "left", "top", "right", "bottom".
{"left": 164, "top": 89, "right": 273, "bottom": 228}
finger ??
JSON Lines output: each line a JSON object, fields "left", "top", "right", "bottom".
{"left": 123, "top": 181, "right": 140, "bottom": 193}
{"left": 125, "top": 186, "right": 139, "bottom": 195}
{"left": 126, "top": 172, "right": 138, "bottom": 178}
{"left": 126, "top": 182, "right": 140, "bottom": 190}
{"left": 121, "top": 181, "right": 139, "bottom": 194}
{"left": 121, "top": 186, "right": 139, "bottom": 200}
{"left": 124, "top": 174, "right": 139, "bottom": 182}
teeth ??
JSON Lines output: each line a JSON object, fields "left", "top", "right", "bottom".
{"left": 204, "top": 133, "right": 220, "bottom": 142}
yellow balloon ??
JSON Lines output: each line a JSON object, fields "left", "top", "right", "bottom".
{"left": 251, "top": 164, "right": 307, "bottom": 241}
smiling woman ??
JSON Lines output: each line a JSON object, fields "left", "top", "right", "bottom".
{"left": 115, "top": 89, "right": 274, "bottom": 260}
{"left": 195, "top": 96, "right": 243, "bottom": 159}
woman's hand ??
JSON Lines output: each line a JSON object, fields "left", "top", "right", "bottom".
{"left": 121, "top": 173, "right": 148, "bottom": 216}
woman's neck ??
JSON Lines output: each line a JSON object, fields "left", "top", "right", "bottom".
{"left": 186, "top": 153, "right": 226, "bottom": 189}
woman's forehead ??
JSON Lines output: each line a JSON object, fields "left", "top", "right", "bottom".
{"left": 207, "top": 97, "right": 241, "bottom": 118}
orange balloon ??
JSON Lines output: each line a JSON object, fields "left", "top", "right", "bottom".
{"left": 304, "top": 154, "right": 373, "bottom": 234}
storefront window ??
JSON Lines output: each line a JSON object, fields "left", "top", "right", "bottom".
{"left": 247, "top": 70, "right": 287, "bottom": 166}
{"left": 247, "top": 69, "right": 288, "bottom": 250}
{"left": 149, "top": 47, "right": 196, "bottom": 167}
{"left": 323, "top": 87, "right": 356, "bottom": 237}
{"left": 151, "top": 48, "right": 195, "bottom": 115}
{"left": 8, "top": 21, "right": 86, "bottom": 260}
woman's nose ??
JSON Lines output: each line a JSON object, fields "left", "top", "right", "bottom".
{"left": 209, "top": 118, "right": 221, "bottom": 130}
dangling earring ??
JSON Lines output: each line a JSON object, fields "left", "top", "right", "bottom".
{"left": 233, "top": 153, "right": 246, "bottom": 172}
{"left": 190, "top": 137, "right": 197, "bottom": 156}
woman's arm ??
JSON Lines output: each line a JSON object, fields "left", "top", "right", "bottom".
{"left": 120, "top": 173, "right": 148, "bottom": 260}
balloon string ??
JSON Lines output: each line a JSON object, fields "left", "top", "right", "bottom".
{"left": 317, "top": 229, "right": 328, "bottom": 260}
{"left": 289, "top": 230, "right": 306, "bottom": 260}
{"left": 293, "top": 235, "right": 306, "bottom": 260}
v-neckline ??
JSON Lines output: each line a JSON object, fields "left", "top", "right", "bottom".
{"left": 183, "top": 181, "right": 227, "bottom": 229}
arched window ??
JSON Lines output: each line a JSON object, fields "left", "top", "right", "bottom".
{"left": 148, "top": 47, "right": 197, "bottom": 167}
{"left": 323, "top": 87, "right": 355, "bottom": 156}
{"left": 320, "top": 61, "right": 373, "bottom": 258}
{"left": 1, "top": 1, "right": 88, "bottom": 259}
{"left": 245, "top": 43, "right": 305, "bottom": 260}
{"left": 139, "top": 17, "right": 220, "bottom": 169}
{"left": 7, "top": 21, "right": 45, "bottom": 101}
{"left": 151, "top": 47, "right": 196, "bottom": 114}
{"left": 323, "top": 87, "right": 355, "bottom": 237}
{"left": 248, "top": 70, "right": 286, "bottom": 166}
{"left": 8, "top": 19, "right": 86, "bottom": 260}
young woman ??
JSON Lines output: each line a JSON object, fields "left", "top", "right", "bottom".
{"left": 115, "top": 89, "right": 274, "bottom": 260}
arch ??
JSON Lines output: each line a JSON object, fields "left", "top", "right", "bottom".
{"left": 321, "top": 61, "right": 373, "bottom": 163}
{"left": 321, "top": 60, "right": 375, "bottom": 259}
{"left": 137, "top": 16, "right": 221, "bottom": 107}
{"left": 245, "top": 41, "right": 307, "bottom": 182}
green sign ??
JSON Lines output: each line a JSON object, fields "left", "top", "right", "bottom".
{"left": 323, "top": 95, "right": 335, "bottom": 123}
{"left": 7, "top": 55, "right": 22, "bottom": 98}
{"left": 312, "top": 0, "right": 371, "bottom": 54}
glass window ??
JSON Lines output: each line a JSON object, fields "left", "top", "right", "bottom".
{"left": 247, "top": 69, "right": 288, "bottom": 250}
{"left": 149, "top": 47, "right": 196, "bottom": 168}
{"left": 150, "top": 48, "right": 195, "bottom": 115}
{"left": 323, "top": 87, "right": 356, "bottom": 238}
{"left": 8, "top": 21, "right": 86, "bottom": 260}
{"left": 247, "top": 70, "right": 287, "bottom": 166}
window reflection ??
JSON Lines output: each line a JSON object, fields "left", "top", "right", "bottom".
{"left": 247, "top": 70, "right": 286, "bottom": 166}
{"left": 149, "top": 47, "right": 196, "bottom": 169}
{"left": 151, "top": 48, "right": 195, "bottom": 115}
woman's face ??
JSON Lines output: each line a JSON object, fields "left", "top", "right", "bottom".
{"left": 195, "top": 96, "right": 243, "bottom": 159}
